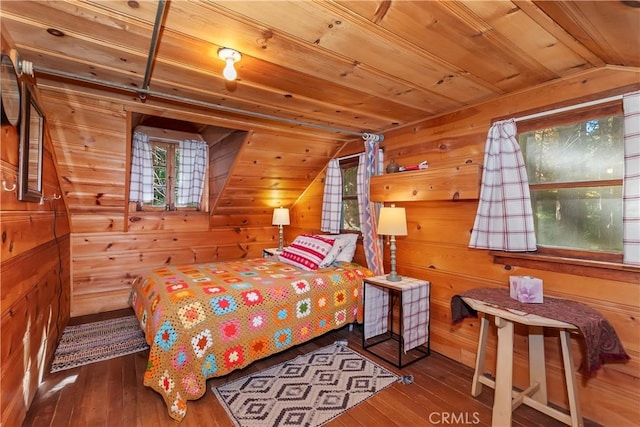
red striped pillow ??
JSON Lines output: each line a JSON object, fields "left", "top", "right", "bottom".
{"left": 278, "top": 234, "right": 336, "bottom": 271}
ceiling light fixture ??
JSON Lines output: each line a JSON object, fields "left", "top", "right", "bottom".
{"left": 217, "top": 47, "right": 241, "bottom": 81}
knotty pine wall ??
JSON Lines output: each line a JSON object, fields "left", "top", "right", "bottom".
{"left": 290, "top": 66, "right": 640, "bottom": 426}
{"left": 39, "top": 87, "right": 291, "bottom": 317}
{"left": 0, "top": 98, "right": 71, "bottom": 424}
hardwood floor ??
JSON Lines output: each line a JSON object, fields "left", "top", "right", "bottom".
{"left": 23, "top": 308, "right": 600, "bottom": 427}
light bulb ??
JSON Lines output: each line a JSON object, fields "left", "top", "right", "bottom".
{"left": 223, "top": 59, "right": 237, "bottom": 80}
{"left": 218, "top": 47, "right": 241, "bottom": 81}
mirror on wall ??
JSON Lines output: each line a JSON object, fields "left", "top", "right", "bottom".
{"left": 0, "top": 54, "right": 21, "bottom": 127}
{"left": 18, "top": 81, "right": 44, "bottom": 202}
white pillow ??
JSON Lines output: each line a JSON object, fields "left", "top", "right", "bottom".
{"left": 335, "top": 233, "right": 358, "bottom": 262}
{"left": 278, "top": 234, "right": 336, "bottom": 271}
{"left": 317, "top": 233, "right": 359, "bottom": 264}
{"left": 318, "top": 236, "right": 347, "bottom": 268}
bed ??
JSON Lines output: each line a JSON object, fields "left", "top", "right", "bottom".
{"left": 129, "top": 234, "right": 373, "bottom": 421}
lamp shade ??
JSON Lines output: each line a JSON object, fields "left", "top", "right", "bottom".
{"left": 377, "top": 205, "right": 407, "bottom": 236}
{"left": 272, "top": 207, "right": 290, "bottom": 225}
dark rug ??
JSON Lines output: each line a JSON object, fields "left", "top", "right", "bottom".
{"left": 212, "top": 341, "right": 400, "bottom": 427}
{"left": 50, "top": 315, "right": 149, "bottom": 373}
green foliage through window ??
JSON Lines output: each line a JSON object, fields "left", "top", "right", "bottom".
{"left": 151, "top": 144, "right": 168, "bottom": 207}
{"left": 519, "top": 114, "right": 623, "bottom": 252}
{"left": 341, "top": 161, "right": 360, "bottom": 231}
{"left": 145, "top": 141, "right": 198, "bottom": 210}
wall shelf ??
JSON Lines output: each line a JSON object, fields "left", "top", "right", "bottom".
{"left": 370, "top": 163, "right": 481, "bottom": 202}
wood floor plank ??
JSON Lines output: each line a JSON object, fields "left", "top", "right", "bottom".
{"left": 120, "top": 353, "right": 139, "bottom": 426}
{"left": 23, "top": 308, "right": 602, "bottom": 427}
{"left": 79, "top": 359, "right": 107, "bottom": 425}
{"left": 51, "top": 367, "right": 85, "bottom": 425}
{"left": 105, "top": 355, "right": 125, "bottom": 426}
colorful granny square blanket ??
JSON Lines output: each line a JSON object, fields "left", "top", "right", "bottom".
{"left": 130, "top": 257, "right": 373, "bottom": 421}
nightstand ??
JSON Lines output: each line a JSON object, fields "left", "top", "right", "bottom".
{"left": 362, "top": 275, "right": 430, "bottom": 368}
{"left": 262, "top": 247, "right": 282, "bottom": 257}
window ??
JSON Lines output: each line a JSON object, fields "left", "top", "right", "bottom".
{"left": 147, "top": 140, "right": 180, "bottom": 210}
{"left": 143, "top": 138, "right": 208, "bottom": 211}
{"left": 130, "top": 126, "right": 209, "bottom": 212}
{"left": 340, "top": 158, "right": 360, "bottom": 231}
{"left": 519, "top": 103, "right": 624, "bottom": 255}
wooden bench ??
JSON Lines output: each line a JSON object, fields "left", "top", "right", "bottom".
{"left": 462, "top": 296, "right": 583, "bottom": 427}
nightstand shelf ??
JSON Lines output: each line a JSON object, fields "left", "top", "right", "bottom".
{"left": 362, "top": 275, "right": 431, "bottom": 368}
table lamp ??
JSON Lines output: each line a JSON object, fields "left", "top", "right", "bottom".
{"left": 272, "top": 207, "right": 290, "bottom": 252}
{"left": 377, "top": 204, "right": 407, "bottom": 281}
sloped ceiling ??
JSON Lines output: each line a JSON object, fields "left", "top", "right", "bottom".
{"left": 1, "top": 1, "right": 638, "bottom": 215}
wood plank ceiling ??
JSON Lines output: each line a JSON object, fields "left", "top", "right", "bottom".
{"left": 1, "top": 0, "right": 638, "bottom": 214}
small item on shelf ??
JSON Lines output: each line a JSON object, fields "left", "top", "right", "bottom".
{"left": 399, "top": 160, "right": 428, "bottom": 172}
{"left": 509, "top": 276, "right": 543, "bottom": 303}
{"left": 386, "top": 158, "right": 400, "bottom": 173}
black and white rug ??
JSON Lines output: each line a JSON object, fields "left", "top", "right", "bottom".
{"left": 212, "top": 341, "right": 400, "bottom": 427}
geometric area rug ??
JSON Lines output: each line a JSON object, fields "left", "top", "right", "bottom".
{"left": 50, "top": 315, "right": 149, "bottom": 373}
{"left": 212, "top": 341, "right": 401, "bottom": 427}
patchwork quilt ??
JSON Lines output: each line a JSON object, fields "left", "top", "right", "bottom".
{"left": 129, "top": 257, "right": 373, "bottom": 421}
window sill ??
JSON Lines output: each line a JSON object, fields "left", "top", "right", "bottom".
{"left": 490, "top": 251, "right": 640, "bottom": 283}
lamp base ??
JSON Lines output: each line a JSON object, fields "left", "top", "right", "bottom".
{"left": 278, "top": 224, "right": 284, "bottom": 252}
{"left": 386, "top": 271, "right": 402, "bottom": 282}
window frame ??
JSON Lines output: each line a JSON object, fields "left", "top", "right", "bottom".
{"left": 143, "top": 139, "right": 184, "bottom": 212}
{"left": 491, "top": 101, "right": 636, "bottom": 279}
{"left": 131, "top": 126, "right": 209, "bottom": 213}
{"left": 339, "top": 157, "right": 361, "bottom": 233}
{"left": 517, "top": 101, "right": 623, "bottom": 262}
